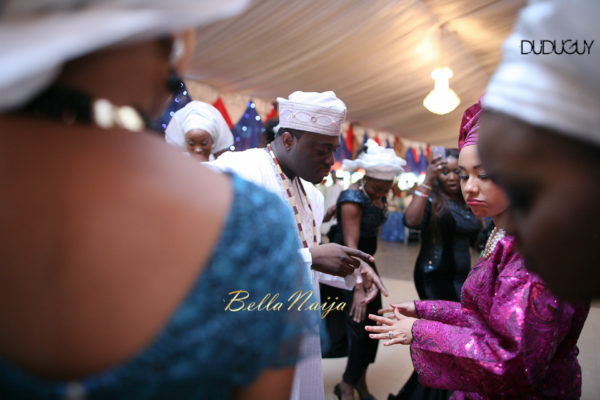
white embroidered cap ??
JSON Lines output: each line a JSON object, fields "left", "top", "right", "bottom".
{"left": 342, "top": 139, "right": 406, "bottom": 181}
{"left": 276, "top": 91, "right": 346, "bottom": 136}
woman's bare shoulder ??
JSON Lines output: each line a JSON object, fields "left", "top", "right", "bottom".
{"left": 0, "top": 119, "right": 234, "bottom": 379}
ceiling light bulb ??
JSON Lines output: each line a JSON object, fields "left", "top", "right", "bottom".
{"left": 423, "top": 67, "right": 460, "bottom": 115}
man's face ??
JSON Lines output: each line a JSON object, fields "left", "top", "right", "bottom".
{"left": 479, "top": 111, "right": 600, "bottom": 300}
{"left": 289, "top": 131, "right": 339, "bottom": 184}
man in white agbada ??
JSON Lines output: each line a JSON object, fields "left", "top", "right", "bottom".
{"left": 211, "top": 91, "right": 388, "bottom": 400}
{"left": 165, "top": 100, "right": 233, "bottom": 161}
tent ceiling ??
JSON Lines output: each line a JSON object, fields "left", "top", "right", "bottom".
{"left": 187, "top": 0, "right": 525, "bottom": 146}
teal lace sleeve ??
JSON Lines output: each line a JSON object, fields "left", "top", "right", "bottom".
{"left": 0, "top": 173, "right": 318, "bottom": 399}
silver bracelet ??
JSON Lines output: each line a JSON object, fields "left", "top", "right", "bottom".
{"left": 414, "top": 190, "right": 429, "bottom": 198}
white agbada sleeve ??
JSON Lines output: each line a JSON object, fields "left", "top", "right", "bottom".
{"left": 303, "top": 181, "right": 355, "bottom": 290}
{"left": 210, "top": 150, "right": 355, "bottom": 290}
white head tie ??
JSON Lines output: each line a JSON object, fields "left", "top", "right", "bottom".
{"left": 0, "top": 0, "right": 250, "bottom": 111}
{"left": 165, "top": 101, "right": 233, "bottom": 154}
{"left": 342, "top": 139, "right": 406, "bottom": 181}
{"left": 276, "top": 91, "right": 346, "bottom": 136}
{"left": 484, "top": 0, "right": 600, "bottom": 147}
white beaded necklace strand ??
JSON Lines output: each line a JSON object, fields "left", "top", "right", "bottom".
{"left": 482, "top": 227, "right": 506, "bottom": 259}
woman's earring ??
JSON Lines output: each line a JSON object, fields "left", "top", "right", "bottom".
{"left": 169, "top": 36, "right": 185, "bottom": 66}
{"left": 167, "top": 36, "right": 186, "bottom": 95}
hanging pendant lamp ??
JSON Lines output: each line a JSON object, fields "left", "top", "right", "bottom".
{"left": 423, "top": 25, "right": 460, "bottom": 115}
{"left": 423, "top": 67, "right": 460, "bottom": 115}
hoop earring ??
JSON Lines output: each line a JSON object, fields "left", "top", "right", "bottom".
{"left": 359, "top": 178, "right": 368, "bottom": 197}
{"left": 169, "top": 36, "right": 185, "bottom": 66}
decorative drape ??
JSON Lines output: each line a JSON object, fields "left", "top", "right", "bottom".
{"left": 334, "top": 135, "right": 353, "bottom": 164}
{"left": 232, "top": 100, "right": 264, "bottom": 151}
{"left": 212, "top": 96, "right": 234, "bottom": 129}
{"left": 345, "top": 123, "right": 355, "bottom": 154}
{"left": 186, "top": 0, "right": 525, "bottom": 146}
{"left": 159, "top": 80, "right": 192, "bottom": 132}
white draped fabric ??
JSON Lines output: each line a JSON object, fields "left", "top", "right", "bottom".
{"left": 186, "top": 0, "right": 525, "bottom": 146}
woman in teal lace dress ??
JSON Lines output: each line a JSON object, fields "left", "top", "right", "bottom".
{"left": 0, "top": 1, "right": 315, "bottom": 399}
{"left": 0, "top": 175, "right": 317, "bottom": 399}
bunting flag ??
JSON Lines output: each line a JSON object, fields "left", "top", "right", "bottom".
{"left": 264, "top": 101, "right": 278, "bottom": 121}
{"left": 412, "top": 147, "right": 420, "bottom": 164}
{"left": 164, "top": 92, "right": 424, "bottom": 162}
{"left": 232, "top": 100, "right": 264, "bottom": 151}
{"left": 405, "top": 148, "right": 417, "bottom": 173}
{"left": 345, "top": 123, "right": 355, "bottom": 153}
{"left": 404, "top": 146, "right": 431, "bottom": 175}
{"left": 334, "top": 133, "right": 352, "bottom": 163}
{"left": 212, "top": 96, "right": 234, "bottom": 129}
{"left": 418, "top": 147, "right": 429, "bottom": 174}
{"left": 353, "top": 133, "right": 362, "bottom": 159}
{"left": 159, "top": 80, "right": 192, "bottom": 132}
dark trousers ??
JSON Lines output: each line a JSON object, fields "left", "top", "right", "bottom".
{"left": 390, "top": 371, "right": 452, "bottom": 400}
{"left": 320, "top": 266, "right": 382, "bottom": 385}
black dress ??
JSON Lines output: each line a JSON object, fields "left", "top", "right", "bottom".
{"left": 321, "top": 189, "right": 386, "bottom": 385}
{"left": 392, "top": 196, "right": 481, "bottom": 400}
{"left": 404, "top": 197, "right": 481, "bottom": 302}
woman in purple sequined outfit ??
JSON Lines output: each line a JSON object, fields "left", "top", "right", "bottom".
{"left": 366, "top": 100, "right": 590, "bottom": 399}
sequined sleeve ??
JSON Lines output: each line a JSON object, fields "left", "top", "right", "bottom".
{"left": 410, "top": 238, "right": 584, "bottom": 397}
{"left": 336, "top": 189, "right": 366, "bottom": 207}
{"left": 402, "top": 196, "right": 432, "bottom": 230}
{"left": 415, "top": 300, "right": 466, "bottom": 326}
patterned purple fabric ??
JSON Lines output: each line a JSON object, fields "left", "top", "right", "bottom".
{"left": 458, "top": 98, "right": 483, "bottom": 151}
{"left": 410, "top": 235, "right": 590, "bottom": 399}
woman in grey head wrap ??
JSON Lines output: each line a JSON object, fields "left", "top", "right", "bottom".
{"left": 0, "top": 1, "right": 316, "bottom": 399}
{"left": 478, "top": 0, "right": 600, "bottom": 300}
{"left": 165, "top": 100, "right": 233, "bottom": 161}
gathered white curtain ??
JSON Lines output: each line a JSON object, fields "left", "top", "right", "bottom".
{"left": 185, "top": 0, "right": 524, "bottom": 146}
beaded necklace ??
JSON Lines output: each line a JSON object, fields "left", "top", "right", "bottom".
{"left": 19, "top": 85, "right": 157, "bottom": 132}
{"left": 481, "top": 226, "right": 506, "bottom": 259}
{"left": 267, "top": 144, "right": 318, "bottom": 248}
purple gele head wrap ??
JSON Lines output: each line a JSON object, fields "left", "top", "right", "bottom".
{"left": 458, "top": 98, "right": 483, "bottom": 151}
